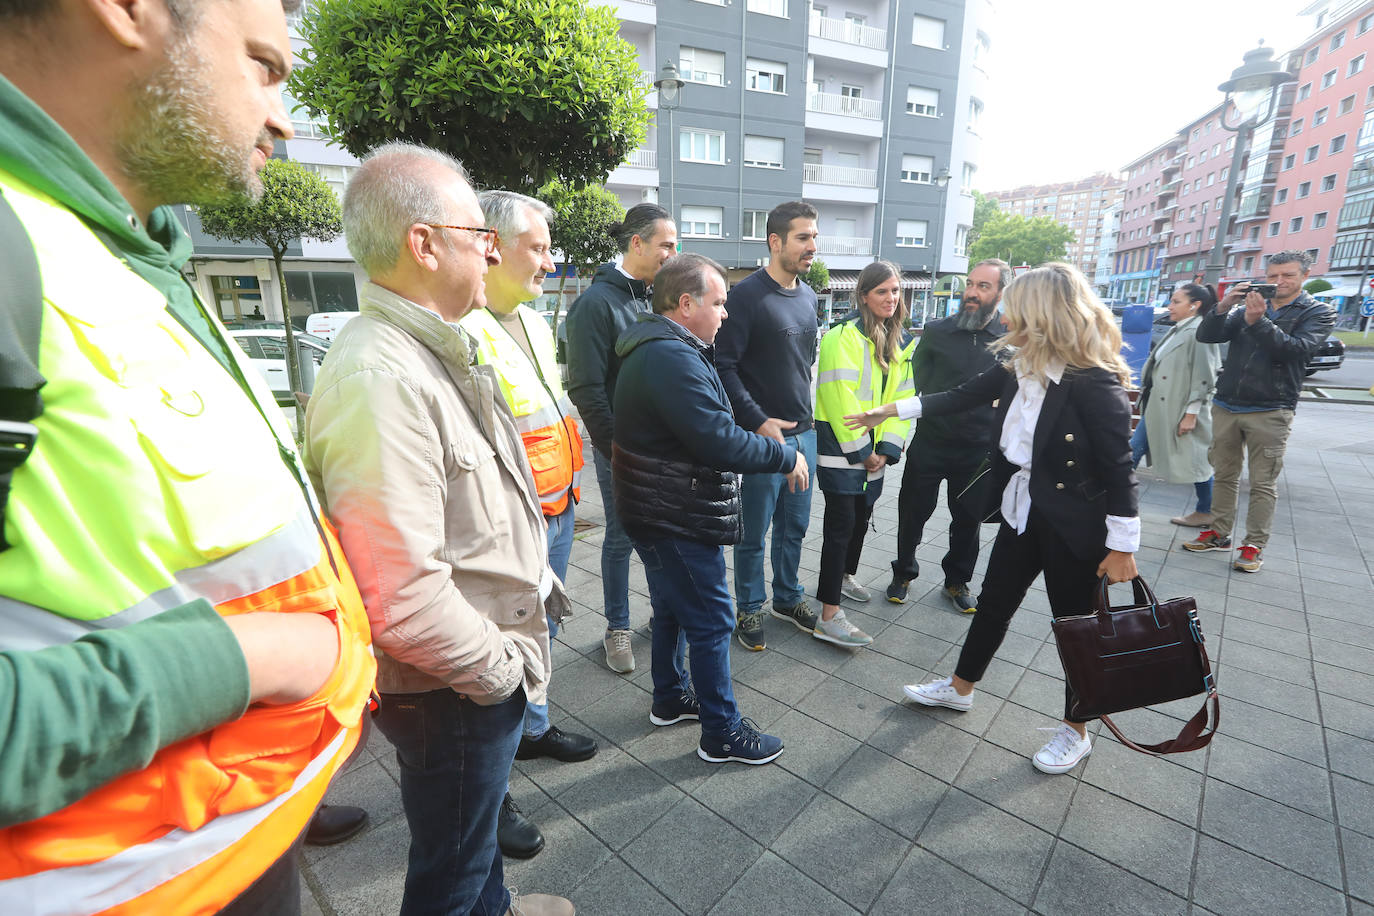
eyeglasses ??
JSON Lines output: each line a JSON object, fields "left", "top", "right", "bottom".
{"left": 425, "top": 224, "right": 500, "bottom": 256}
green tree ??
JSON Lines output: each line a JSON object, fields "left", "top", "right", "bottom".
{"left": 197, "top": 159, "right": 343, "bottom": 430}
{"left": 538, "top": 180, "right": 624, "bottom": 336}
{"left": 291, "top": 0, "right": 651, "bottom": 191}
{"left": 967, "top": 211, "right": 1076, "bottom": 268}
{"left": 1304, "top": 278, "right": 1333, "bottom": 294}
{"left": 803, "top": 258, "right": 830, "bottom": 295}
{"left": 967, "top": 190, "right": 1000, "bottom": 251}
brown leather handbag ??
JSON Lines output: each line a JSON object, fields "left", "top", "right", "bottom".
{"left": 1051, "top": 576, "right": 1219, "bottom": 756}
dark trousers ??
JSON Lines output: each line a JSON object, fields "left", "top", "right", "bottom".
{"left": 892, "top": 450, "right": 984, "bottom": 587}
{"left": 373, "top": 686, "right": 526, "bottom": 916}
{"left": 217, "top": 834, "right": 303, "bottom": 916}
{"left": 953, "top": 509, "right": 1099, "bottom": 723}
{"left": 817, "top": 492, "right": 873, "bottom": 606}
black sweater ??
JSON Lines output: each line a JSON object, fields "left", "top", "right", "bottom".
{"left": 565, "top": 264, "right": 651, "bottom": 457}
{"left": 714, "top": 268, "right": 818, "bottom": 435}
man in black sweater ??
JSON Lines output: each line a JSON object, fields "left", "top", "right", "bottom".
{"left": 886, "top": 259, "right": 1010, "bottom": 612}
{"left": 613, "top": 254, "right": 808, "bottom": 765}
{"left": 714, "top": 201, "right": 820, "bottom": 650}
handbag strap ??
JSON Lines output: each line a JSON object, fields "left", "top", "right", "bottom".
{"left": 1098, "top": 640, "right": 1220, "bottom": 755}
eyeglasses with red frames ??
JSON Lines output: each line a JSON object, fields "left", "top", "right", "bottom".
{"left": 425, "top": 224, "right": 500, "bottom": 255}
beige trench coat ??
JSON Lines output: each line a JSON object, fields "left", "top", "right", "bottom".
{"left": 1139, "top": 314, "right": 1221, "bottom": 484}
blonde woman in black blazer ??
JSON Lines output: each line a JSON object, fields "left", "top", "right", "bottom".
{"left": 847, "top": 262, "right": 1140, "bottom": 775}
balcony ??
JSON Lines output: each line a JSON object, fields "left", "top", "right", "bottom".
{"left": 1227, "top": 235, "right": 1263, "bottom": 253}
{"left": 626, "top": 148, "right": 656, "bottom": 169}
{"left": 818, "top": 235, "right": 873, "bottom": 256}
{"left": 609, "top": 0, "right": 656, "bottom": 25}
{"left": 606, "top": 148, "right": 658, "bottom": 188}
{"left": 802, "top": 163, "right": 877, "bottom": 187}
{"left": 808, "top": 14, "right": 888, "bottom": 51}
{"left": 806, "top": 92, "right": 881, "bottom": 120}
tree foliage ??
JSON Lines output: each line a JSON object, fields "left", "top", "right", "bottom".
{"left": 1304, "top": 278, "right": 1333, "bottom": 294}
{"left": 291, "top": 0, "right": 651, "bottom": 191}
{"left": 967, "top": 210, "right": 1076, "bottom": 268}
{"left": 967, "top": 189, "right": 1000, "bottom": 251}
{"left": 538, "top": 180, "right": 624, "bottom": 334}
{"left": 803, "top": 258, "right": 830, "bottom": 293}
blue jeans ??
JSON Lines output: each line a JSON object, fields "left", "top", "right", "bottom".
{"left": 374, "top": 687, "right": 524, "bottom": 916}
{"left": 522, "top": 502, "right": 575, "bottom": 739}
{"left": 593, "top": 449, "right": 632, "bottom": 631}
{"left": 1131, "top": 422, "right": 1214, "bottom": 513}
{"left": 733, "top": 428, "right": 816, "bottom": 615}
{"left": 634, "top": 537, "right": 741, "bottom": 738}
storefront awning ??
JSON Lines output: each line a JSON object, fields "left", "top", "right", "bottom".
{"left": 827, "top": 270, "right": 933, "bottom": 292}
{"left": 1313, "top": 283, "right": 1359, "bottom": 297}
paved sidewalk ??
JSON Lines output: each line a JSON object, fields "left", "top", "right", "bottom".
{"left": 303, "top": 402, "right": 1374, "bottom": 916}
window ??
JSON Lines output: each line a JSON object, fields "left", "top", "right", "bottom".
{"left": 906, "top": 85, "right": 938, "bottom": 117}
{"left": 680, "top": 205, "right": 722, "bottom": 238}
{"left": 968, "top": 98, "right": 984, "bottom": 131}
{"left": 1361, "top": 12, "right": 1374, "bottom": 34}
{"left": 1290, "top": 216, "right": 1304, "bottom": 233}
{"left": 1321, "top": 174, "right": 1337, "bottom": 191}
{"left": 680, "top": 128, "right": 725, "bottom": 163}
{"left": 1314, "top": 212, "right": 1328, "bottom": 228}
{"left": 1305, "top": 145, "right": 1319, "bottom": 163}
{"left": 1340, "top": 95, "right": 1355, "bottom": 115}
{"left": 1306, "top": 45, "right": 1320, "bottom": 64}
{"left": 961, "top": 162, "right": 976, "bottom": 192}
{"left": 1351, "top": 55, "right": 1366, "bottom": 77}
{"left": 1314, "top": 108, "right": 1328, "bottom": 126}
{"left": 742, "top": 209, "right": 768, "bottom": 240}
{"left": 1291, "top": 118, "right": 1303, "bottom": 135}
{"left": 1206, "top": 172, "right": 1216, "bottom": 186}
{"left": 746, "top": 58, "right": 786, "bottom": 94}
{"left": 1298, "top": 181, "right": 1311, "bottom": 198}
{"left": 1331, "top": 135, "right": 1347, "bottom": 154}
{"left": 743, "top": 134, "right": 784, "bottom": 169}
{"left": 954, "top": 225, "right": 969, "bottom": 256}
{"left": 1298, "top": 83, "right": 1312, "bottom": 101}
{"left": 973, "top": 31, "right": 990, "bottom": 68}
{"left": 745, "top": 0, "right": 788, "bottom": 17}
{"left": 300, "top": 163, "right": 354, "bottom": 200}
{"left": 1283, "top": 154, "right": 1295, "bottom": 170}
{"left": 1276, "top": 188, "right": 1289, "bottom": 204}
{"left": 1330, "top": 30, "right": 1345, "bottom": 51}
{"left": 1322, "top": 69, "right": 1337, "bottom": 89}
{"left": 680, "top": 47, "right": 725, "bottom": 85}
{"left": 895, "top": 218, "right": 928, "bottom": 246}
{"left": 1268, "top": 221, "right": 1280, "bottom": 237}
{"left": 1200, "top": 148, "right": 1208, "bottom": 162}
{"left": 912, "top": 14, "right": 945, "bottom": 48}
{"left": 901, "top": 154, "right": 934, "bottom": 183}
{"left": 1187, "top": 156, "right": 1196, "bottom": 169}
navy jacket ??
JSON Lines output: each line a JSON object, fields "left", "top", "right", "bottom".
{"left": 565, "top": 263, "right": 651, "bottom": 457}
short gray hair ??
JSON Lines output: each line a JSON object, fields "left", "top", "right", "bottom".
{"left": 652, "top": 253, "right": 726, "bottom": 314}
{"left": 479, "top": 190, "right": 554, "bottom": 248}
{"left": 971, "top": 258, "right": 1014, "bottom": 290}
{"left": 342, "top": 141, "right": 471, "bottom": 276}
{"left": 1267, "top": 249, "right": 1313, "bottom": 273}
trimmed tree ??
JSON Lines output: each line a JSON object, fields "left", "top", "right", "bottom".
{"left": 803, "top": 258, "right": 830, "bottom": 295}
{"left": 291, "top": 0, "right": 651, "bottom": 191}
{"left": 539, "top": 180, "right": 624, "bottom": 338}
{"left": 197, "top": 158, "right": 343, "bottom": 429}
{"left": 1304, "top": 278, "right": 1333, "bottom": 294}
{"left": 967, "top": 210, "right": 1076, "bottom": 267}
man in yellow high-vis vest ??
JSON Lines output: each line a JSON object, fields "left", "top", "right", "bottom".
{"left": 460, "top": 190, "right": 595, "bottom": 861}
{"left": 0, "top": 0, "right": 376, "bottom": 912}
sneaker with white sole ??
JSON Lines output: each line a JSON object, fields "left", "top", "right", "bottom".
{"left": 603, "top": 629, "right": 635, "bottom": 674}
{"left": 770, "top": 598, "right": 818, "bottom": 633}
{"left": 812, "top": 609, "right": 873, "bottom": 647}
{"left": 840, "top": 575, "right": 871, "bottom": 602}
{"left": 902, "top": 676, "right": 973, "bottom": 712}
{"left": 1233, "top": 544, "right": 1263, "bottom": 573}
{"left": 697, "top": 717, "right": 784, "bottom": 765}
{"left": 1032, "top": 724, "right": 1092, "bottom": 775}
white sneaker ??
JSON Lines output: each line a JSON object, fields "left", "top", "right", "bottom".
{"left": 812, "top": 610, "right": 873, "bottom": 647}
{"left": 1032, "top": 724, "right": 1092, "bottom": 775}
{"left": 840, "top": 575, "right": 872, "bottom": 602}
{"left": 902, "top": 676, "right": 973, "bottom": 712}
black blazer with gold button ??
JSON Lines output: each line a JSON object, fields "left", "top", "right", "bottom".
{"left": 918, "top": 363, "right": 1138, "bottom": 562}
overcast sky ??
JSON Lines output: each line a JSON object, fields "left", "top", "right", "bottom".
{"left": 977, "top": 0, "right": 1314, "bottom": 192}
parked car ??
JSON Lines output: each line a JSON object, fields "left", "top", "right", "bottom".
{"left": 226, "top": 327, "right": 331, "bottom": 405}
{"left": 1306, "top": 336, "right": 1345, "bottom": 376}
{"left": 305, "top": 310, "right": 360, "bottom": 343}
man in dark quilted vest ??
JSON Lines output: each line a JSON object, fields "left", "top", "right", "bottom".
{"left": 611, "top": 253, "right": 808, "bottom": 766}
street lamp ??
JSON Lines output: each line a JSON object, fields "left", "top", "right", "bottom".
{"left": 1203, "top": 43, "right": 1295, "bottom": 285}
{"left": 930, "top": 166, "right": 952, "bottom": 318}
{"left": 653, "top": 62, "right": 684, "bottom": 221}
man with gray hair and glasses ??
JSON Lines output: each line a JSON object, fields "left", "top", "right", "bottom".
{"left": 304, "top": 142, "right": 573, "bottom": 916}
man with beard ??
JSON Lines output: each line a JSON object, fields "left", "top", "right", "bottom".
{"left": 0, "top": 0, "right": 375, "bottom": 913}
{"left": 715, "top": 201, "right": 821, "bottom": 650}
{"left": 885, "top": 259, "right": 1011, "bottom": 613}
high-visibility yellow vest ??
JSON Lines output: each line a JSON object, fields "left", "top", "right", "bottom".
{"left": 461, "top": 306, "right": 583, "bottom": 516}
{"left": 0, "top": 172, "right": 376, "bottom": 915}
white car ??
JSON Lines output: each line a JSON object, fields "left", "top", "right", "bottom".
{"left": 226, "top": 327, "right": 330, "bottom": 403}
{"left": 305, "top": 311, "right": 360, "bottom": 343}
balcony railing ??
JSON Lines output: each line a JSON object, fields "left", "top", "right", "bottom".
{"left": 1227, "top": 235, "right": 1264, "bottom": 253}
{"left": 818, "top": 235, "right": 873, "bottom": 256}
{"left": 620, "top": 0, "right": 656, "bottom": 5}
{"left": 806, "top": 91, "right": 882, "bottom": 120}
{"left": 802, "top": 163, "right": 877, "bottom": 187}
{"left": 623, "top": 148, "right": 657, "bottom": 169}
{"left": 808, "top": 13, "right": 887, "bottom": 50}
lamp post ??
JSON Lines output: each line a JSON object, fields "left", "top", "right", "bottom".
{"left": 653, "top": 62, "right": 684, "bottom": 223}
{"left": 930, "top": 166, "right": 952, "bottom": 319}
{"left": 1204, "top": 43, "right": 1295, "bottom": 286}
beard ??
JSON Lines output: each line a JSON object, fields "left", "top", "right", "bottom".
{"left": 955, "top": 297, "right": 999, "bottom": 331}
{"left": 116, "top": 43, "right": 266, "bottom": 209}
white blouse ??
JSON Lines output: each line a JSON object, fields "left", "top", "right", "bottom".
{"left": 894, "top": 362, "right": 1140, "bottom": 553}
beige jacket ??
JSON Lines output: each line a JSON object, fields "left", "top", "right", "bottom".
{"left": 305, "top": 283, "right": 569, "bottom": 704}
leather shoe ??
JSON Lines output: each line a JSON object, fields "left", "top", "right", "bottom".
{"left": 1170, "top": 510, "right": 1214, "bottom": 527}
{"left": 507, "top": 892, "right": 574, "bottom": 915}
{"left": 515, "top": 726, "right": 597, "bottom": 762}
{"left": 304, "top": 804, "right": 368, "bottom": 846}
{"left": 498, "top": 794, "right": 545, "bottom": 859}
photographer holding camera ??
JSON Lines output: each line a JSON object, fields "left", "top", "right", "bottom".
{"left": 1182, "top": 250, "right": 1335, "bottom": 572}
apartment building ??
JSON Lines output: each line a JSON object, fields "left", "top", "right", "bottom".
{"left": 983, "top": 174, "right": 1123, "bottom": 286}
{"left": 1154, "top": 105, "right": 1233, "bottom": 289}
{"left": 1111, "top": 141, "right": 1174, "bottom": 303}
{"left": 605, "top": 0, "right": 988, "bottom": 314}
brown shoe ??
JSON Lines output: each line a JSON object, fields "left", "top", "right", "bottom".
{"left": 508, "top": 892, "right": 574, "bottom": 916}
{"left": 1170, "top": 511, "right": 1214, "bottom": 527}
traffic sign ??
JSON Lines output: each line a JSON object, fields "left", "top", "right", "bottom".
{"left": 1361, "top": 297, "right": 1374, "bottom": 318}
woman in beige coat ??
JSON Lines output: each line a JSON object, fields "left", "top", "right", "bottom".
{"left": 1130, "top": 283, "right": 1222, "bottom": 527}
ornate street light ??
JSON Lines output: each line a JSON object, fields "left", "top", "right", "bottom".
{"left": 1203, "top": 43, "right": 1295, "bottom": 285}
{"left": 653, "top": 62, "right": 685, "bottom": 219}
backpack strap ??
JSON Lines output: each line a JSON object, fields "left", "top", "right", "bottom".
{"left": 0, "top": 187, "right": 45, "bottom": 551}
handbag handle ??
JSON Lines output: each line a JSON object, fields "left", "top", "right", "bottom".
{"left": 1098, "top": 638, "right": 1220, "bottom": 755}
{"left": 1093, "top": 574, "right": 1156, "bottom": 615}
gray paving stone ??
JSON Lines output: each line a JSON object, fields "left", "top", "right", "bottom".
{"left": 824, "top": 744, "right": 946, "bottom": 839}
{"left": 1201, "top": 779, "right": 1343, "bottom": 889}
{"left": 863, "top": 620, "right": 955, "bottom": 672}
{"left": 1221, "top": 615, "right": 1310, "bottom": 656}
{"left": 868, "top": 705, "right": 981, "bottom": 783}
{"left": 1313, "top": 661, "right": 1374, "bottom": 706}
{"left": 795, "top": 677, "right": 897, "bottom": 742}
{"left": 1215, "top": 638, "right": 1314, "bottom": 684}
{"left": 732, "top": 647, "right": 829, "bottom": 704}
{"left": 1311, "top": 634, "right": 1374, "bottom": 674}
{"left": 1218, "top": 594, "right": 1307, "bottom": 632}
{"left": 565, "top": 856, "right": 681, "bottom": 916}
{"left": 1078, "top": 737, "right": 1204, "bottom": 826}
{"left": 1212, "top": 665, "right": 1319, "bottom": 721}
{"left": 308, "top": 814, "right": 408, "bottom": 916}
{"left": 691, "top": 758, "right": 816, "bottom": 846}
{"left": 953, "top": 740, "right": 1078, "bottom": 828}
{"left": 546, "top": 746, "right": 683, "bottom": 850}
{"left": 1326, "top": 729, "right": 1374, "bottom": 784}
{"left": 769, "top": 709, "right": 861, "bottom": 787}
{"left": 621, "top": 796, "right": 761, "bottom": 916}
{"left": 1032, "top": 842, "right": 1187, "bottom": 915}
{"left": 572, "top": 680, "right": 655, "bottom": 748}
{"left": 869, "top": 846, "right": 1023, "bottom": 916}
{"left": 504, "top": 800, "right": 616, "bottom": 899}
{"left": 621, "top": 719, "right": 716, "bottom": 796}
{"left": 1213, "top": 696, "right": 1327, "bottom": 765}
{"left": 706, "top": 852, "right": 858, "bottom": 916}
{"left": 1318, "top": 693, "right": 1374, "bottom": 742}
{"left": 1191, "top": 836, "right": 1348, "bottom": 916}
{"left": 1345, "top": 827, "right": 1374, "bottom": 906}
{"left": 770, "top": 792, "right": 909, "bottom": 911}
{"left": 918, "top": 788, "right": 1055, "bottom": 904}
{"left": 1061, "top": 783, "right": 1195, "bottom": 889}
{"left": 305, "top": 757, "right": 403, "bottom": 866}
{"left": 1334, "top": 773, "right": 1374, "bottom": 838}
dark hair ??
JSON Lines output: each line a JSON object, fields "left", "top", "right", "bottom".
{"left": 1267, "top": 249, "right": 1313, "bottom": 273}
{"left": 611, "top": 203, "right": 672, "bottom": 254}
{"left": 1, "top": 0, "right": 301, "bottom": 24}
{"left": 970, "top": 258, "right": 1014, "bottom": 290}
{"left": 766, "top": 201, "right": 818, "bottom": 244}
{"left": 652, "top": 253, "right": 726, "bottom": 314}
{"left": 1178, "top": 283, "right": 1217, "bottom": 312}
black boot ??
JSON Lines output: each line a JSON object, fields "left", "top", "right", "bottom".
{"left": 498, "top": 794, "right": 545, "bottom": 859}
{"left": 304, "top": 804, "right": 369, "bottom": 846}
